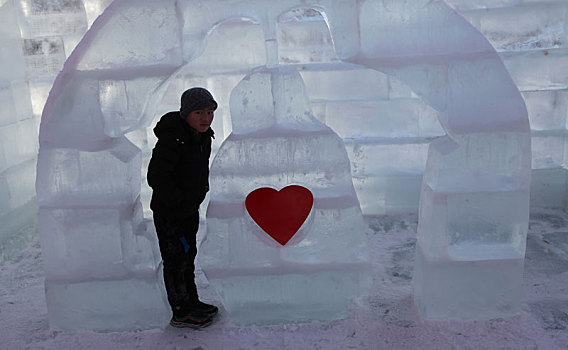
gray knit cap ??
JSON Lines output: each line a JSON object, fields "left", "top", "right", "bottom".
{"left": 179, "top": 87, "right": 218, "bottom": 119}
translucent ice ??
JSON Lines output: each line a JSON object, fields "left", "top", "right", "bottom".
{"left": 341, "top": 0, "right": 531, "bottom": 319}
{"left": 75, "top": 0, "right": 181, "bottom": 71}
{"left": 45, "top": 275, "right": 170, "bottom": 332}
{"left": 37, "top": 137, "right": 140, "bottom": 208}
{"left": 0, "top": 1, "right": 26, "bottom": 83}
{"left": 501, "top": 49, "right": 568, "bottom": 91}
{"left": 36, "top": 135, "right": 164, "bottom": 330}
{"left": 458, "top": 3, "right": 568, "bottom": 52}
{"left": 34, "top": 0, "right": 536, "bottom": 330}
{"left": 452, "top": 1, "right": 568, "bottom": 212}
{"left": 200, "top": 66, "right": 370, "bottom": 325}
{"left": 523, "top": 90, "right": 568, "bottom": 131}
{"left": 0, "top": 0, "right": 38, "bottom": 256}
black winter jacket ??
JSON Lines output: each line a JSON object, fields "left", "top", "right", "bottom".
{"left": 147, "top": 112, "right": 214, "bottom": 218}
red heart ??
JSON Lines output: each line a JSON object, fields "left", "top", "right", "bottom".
{"left": 245, "top": 185, "right": 314, "bottom": 246}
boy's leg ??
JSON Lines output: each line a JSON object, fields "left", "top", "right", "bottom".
{"left": 153, "top": 214, "right": 199, "bottom": 316}
{"left": 181, "top": 212, "right": 199, "bottom": 306}
{"left": 179, "top": 214, "right": 219, "bottom": 315}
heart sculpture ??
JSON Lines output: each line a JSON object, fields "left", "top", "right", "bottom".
{"left": 245, "top": 185, "right": 314, "bottom": 246}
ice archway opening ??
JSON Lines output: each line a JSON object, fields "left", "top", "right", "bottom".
{"left": 36, "top": 0, "right": 530, "bottom": 330}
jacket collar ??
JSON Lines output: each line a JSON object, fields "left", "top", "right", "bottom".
{"left": 182, "top": 120, "right": 215, "bottom": 143}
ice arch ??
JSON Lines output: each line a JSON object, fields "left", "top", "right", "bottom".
{"left": 37, "top": 0, "right": 530, "bottom": 330}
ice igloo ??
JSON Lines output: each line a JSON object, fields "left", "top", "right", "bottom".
{"left": 36, "top": 0, "right": 530, "bottom": 331}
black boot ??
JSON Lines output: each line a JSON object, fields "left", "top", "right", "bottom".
{"left": 170, "top": 306, "right": 213, "bottom": 329}
{"left": 192, "top": 300, "right": 219, "bottom": 315}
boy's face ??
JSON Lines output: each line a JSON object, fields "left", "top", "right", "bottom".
{"left": 185, "top": 107, "right": 215, "bottom": 132}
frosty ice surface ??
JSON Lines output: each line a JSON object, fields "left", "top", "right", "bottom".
{"left": 200, "top": 66, "right": 371, "bottom": 325}
{"left": 31, "top": 0, "right": 537, "bottom": 330}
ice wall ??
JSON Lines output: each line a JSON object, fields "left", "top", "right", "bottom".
{"left": 37, "top": 0, "right": 531, "bottom": 330}
{"left": 37, "top": 0, "right": 184, "bottom": 331}
{"left": 0, "top": 0, "right": 38, "bottom": 259}
{"left": 16, "top": 0, "right": 92, "bottom": 124}
{"left": 0, "top": 0, "right": 112, "bottom": 259}
{"left": 448, "top": 0, "right": 568, "bottom": 210}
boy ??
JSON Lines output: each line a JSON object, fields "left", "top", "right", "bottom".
{"left": 147, "top": 87, "right": 219, "bottom": 328}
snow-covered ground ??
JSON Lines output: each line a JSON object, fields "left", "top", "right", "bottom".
{"left": 1, "top": 209, "right": 567, "bottom": 350}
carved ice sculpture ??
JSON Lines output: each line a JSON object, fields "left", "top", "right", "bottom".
{"left": 200, "top": 66, "right": 370, "bottom": 325}
{"left": 36, "top": 0, "right": 530, "bottom": 331}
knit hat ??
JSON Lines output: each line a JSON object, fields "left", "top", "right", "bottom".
{"left": 179, "top": 87, "right": 218, "bottom": 119}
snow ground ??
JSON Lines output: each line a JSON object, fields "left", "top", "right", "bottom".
{"left": 1, "top": 209, "right": 567, "bottom": 350}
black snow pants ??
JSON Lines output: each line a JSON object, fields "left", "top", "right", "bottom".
{"left": 153, "top": 212, "right": 200, "bottom": 314}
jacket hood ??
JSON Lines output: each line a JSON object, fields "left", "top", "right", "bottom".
{"left": 153, "top": 112, "right": 182, "bottom": 138}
